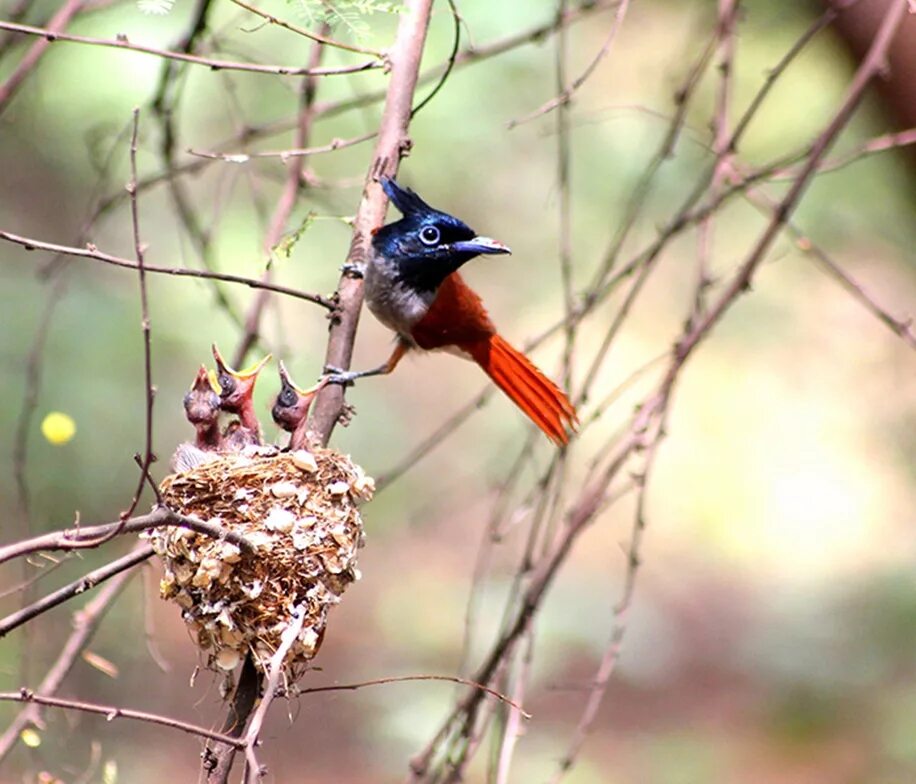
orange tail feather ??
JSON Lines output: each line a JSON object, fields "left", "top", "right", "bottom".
{"left": 464, "top": 334, "right": 577, "bottom": 445}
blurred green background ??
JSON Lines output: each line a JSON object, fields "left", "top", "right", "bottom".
{"left": 1, "top": 0, "right": 915, "bottom": 781}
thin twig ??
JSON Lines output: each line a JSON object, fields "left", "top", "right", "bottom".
{"left": 727, "top": 161, "right": 916, "bottom": 350}
{"left": 12, "top": 277, "right": 67, "bottom": 528}
{"left": 187, "top": 129, "right": 376, "bottom": 163}
{"left": 122, "top": 108, "right": 157, "bottom": 524}
{"left": 548, "top": 414, "right": 666, "bottom": 782}
{"left": 694, "top": 0, "right": 739, "bottom": 322}
{"left": 241, "top": 605, "right": 308, "bottom": 782}
{"left": 0, "top": 230, "right": 335, "bottom": 309}
{"left": 0, "top": 506, "right": 255, "bottom": 566}
{"left": 84, "top": 0, "right": 617, "bottom": 223}
{"left": 508, "top": 0, "right": 631, "bottom": 128}
{"left": 0, "top": 544, "right": 154, "bottom": 639}
{"left": 299, "top": 674, "right": 529, "bottom": 714}
{"left": 556, "top": 0, "right": 576, "bottom": 390}
{"left": 771, "top": 125, "right": 916, "bottom": 179}
{"left": 228, "top": 0, "right": 385, "bottom": 58}
{"left": 410, "top": 0, "right": 460, "bottom": 117}
{"left": 0, "top": 21, "right": 382, "bottom": 76}
{"left": 0, "top": 689, "right": 245, "bottom": 747}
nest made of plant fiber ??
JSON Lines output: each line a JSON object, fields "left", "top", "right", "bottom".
{"left": 149, "top": 447, "right": 372, "bottom": 684}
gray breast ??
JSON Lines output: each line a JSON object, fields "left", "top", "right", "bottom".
{"left": 363, "top": 251, "right": 434, "bottom": 341}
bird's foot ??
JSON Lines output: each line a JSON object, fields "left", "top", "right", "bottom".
{"left": 340, "top": 261, "right": 365, "bottom": 279}
{"left": 322, "top": 365, "right": 359, "bottom": 386}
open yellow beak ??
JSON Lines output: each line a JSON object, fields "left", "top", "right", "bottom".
{"left": 211, "top": 343, "right": 272, "bottom": 380}
{"left": 278, "top": 360, "right": 311, "bottom": 396}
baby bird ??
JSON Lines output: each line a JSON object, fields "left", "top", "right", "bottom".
{"left": 211, "top": 343, "right": 271, "bottom": 450}
{"left": 271, "top": 361, "right": 327, "bottom": 450}
{"left": 171, "top": 365, "right": 222, "bottom": 472}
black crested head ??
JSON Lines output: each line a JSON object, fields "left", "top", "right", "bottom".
{"left": 372, "top": 177, "right": 510, "bottom": 293}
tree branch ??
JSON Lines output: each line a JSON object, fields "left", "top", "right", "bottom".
{"left": 309, "top": 0, "right": 436, "bottom": 445}
{"left": 0, "top": 230, "right": 335, "bottom": 309}
{"left": 0, "top": 21, "right": 382, "bottom": 77}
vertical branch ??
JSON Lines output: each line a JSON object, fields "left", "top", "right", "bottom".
{"left": 202, "top": 655, "right": 261, "bottom": 784}
{"left": 204, "top": 39, "right": 334, "bottom": 779}
{"left": 240, "top": 605, "right": 307, "bottom": 783}
{"left": 124, "top": 108, "right": 159, "bottom": 518}
{"left": 547, "top": 413, "right": 667, "bottom": 783}
{"left": 493, "top": 632, "right": 534, "bottom": 784}
{"left": 206, "top": 3, "right": 435, "bottom": 777}
{"left": 694, "top": 0, "right": 739, "bottom": 321}
{"left": 310, "top": 0, "right": 436, "bottom": 446}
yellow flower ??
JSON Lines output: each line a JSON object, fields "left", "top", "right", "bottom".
{"left": 41, "top": 412, "right": 76, "bottom": 445}
{"left": 20, "top": 728, "right": 41, "bottom": 748}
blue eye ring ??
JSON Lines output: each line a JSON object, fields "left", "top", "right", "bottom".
{"left": 420, "top": 225, "right": 440, "bottom": 245}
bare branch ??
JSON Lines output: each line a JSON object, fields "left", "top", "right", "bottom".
{"left": 241, "top": 605, "right": 308, "bottom": 782}
{"left": 0, "top": 544, "right": 153, "bottom": 638}
{"left": 0, "top": 506, "right": 255, "bottom": 566}
{"left": 187, "top": 130, "right": 376, "bottom": 163}
{"left": 299, "top": 674, "right": 530, "bottom": 714}
{"left": 0, "top": 689, "right": 245, "bottom": 747}
{"left": 0, "top": 230, "right": 335, "bottom": 309}
{"left": 309, "top": 0, "right": 436, "bottom": 445}
{"left": 508, "top": 0, "right": 631, "bottom": 128}
{"left": 228, "top": 0, "right": 385, "bottom": 58}
{"left": 0, "top": 21, "right": 383, "bottom": 77}
{"left": 122, "top": 108, "right": 158, "bottom": 522}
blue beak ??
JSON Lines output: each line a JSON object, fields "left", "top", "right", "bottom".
{"left": 450, "top": 236, "right": 511, "bottom": 256}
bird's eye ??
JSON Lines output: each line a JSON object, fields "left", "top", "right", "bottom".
{"left": 279, "top": 388, "right": 296, "bottom": 407}
{"left": 419, "top": 225, "right": 440, "bottom": 245}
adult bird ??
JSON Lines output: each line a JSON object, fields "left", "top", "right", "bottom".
{"left": 330, "top": 177, "right": 577, "bottom": 445}
{"left": 272, "top": 361, "right": 327, "bottom": 449}
{"left": 211, "top": 343, "right": 271, "bottom": 448}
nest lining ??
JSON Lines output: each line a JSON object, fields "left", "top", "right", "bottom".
{"left": 148, "top": 447, "right": 372, "bottom": 683}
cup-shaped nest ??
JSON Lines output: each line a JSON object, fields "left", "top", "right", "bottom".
{"left": 148, "top": 447, "right": 373, "bottom": 684}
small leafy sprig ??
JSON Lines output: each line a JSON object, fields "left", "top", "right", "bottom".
{"left": 289, "top": 0, "right": 402, "bottom": 41}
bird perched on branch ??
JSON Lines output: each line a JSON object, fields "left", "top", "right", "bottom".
{"left": 329, "top": 177, "right": 577, "bottom": 445}
{"left": 171, "top": 365, "right": 223, "bottom": 472}
{"left": 272, "top": 361, "right": 327, "bottom": 450}
{"left": 212, "top": 344, "right": 271, "bottom": 449}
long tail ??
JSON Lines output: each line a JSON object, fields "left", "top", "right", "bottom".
{"left": 464, "top": 334, "right": 577, "bottom": 445}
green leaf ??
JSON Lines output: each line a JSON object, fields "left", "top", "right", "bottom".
{"left": 284, "top": 1, "right": 403, "bottom": 42}
{"left": 272, "top": 211, "right": 317, "bottom": 262}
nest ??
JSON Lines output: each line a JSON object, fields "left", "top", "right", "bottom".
{"left": 148, "top": 447, "right": 372, "bottom": 684}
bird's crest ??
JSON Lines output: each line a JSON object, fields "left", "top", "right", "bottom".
{"left": 380, "top": 176, "right": 433, "bottom": 217}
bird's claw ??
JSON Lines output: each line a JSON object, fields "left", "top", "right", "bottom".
{"left": 321, "top": 365, "right": 358, "bottom": 387}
